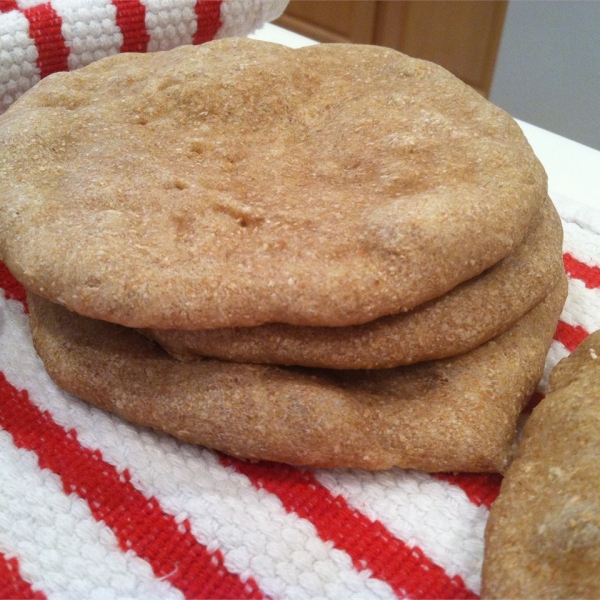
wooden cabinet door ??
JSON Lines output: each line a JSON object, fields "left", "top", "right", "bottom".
{"left": 276, "top": 1, "right": 377, "bottom": 43}
{"left": 275, "top": 1, "right": 507, "bottom": 97}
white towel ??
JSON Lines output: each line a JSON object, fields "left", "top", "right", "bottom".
{"left": 0, "top": 0, "right": 288, "bottom": 111}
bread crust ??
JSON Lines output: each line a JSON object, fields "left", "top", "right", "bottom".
{"left": 482, "top": 330, "right": 600, "bottom": 598}
{"left": 143, "top": 197, "right": 563, "bottom": 368}
{"left": 28, "top": 278, "right": 566, "bottom": 472}
{"left": 1, "top": 39, "right": 546, "bottom": 329}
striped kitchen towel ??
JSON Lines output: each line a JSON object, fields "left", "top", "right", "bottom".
{"left": 0, "top": 194, "right": 598, "bottom": 600}
{"left": 0, "top": 0, "right": 288, "bottom": 111}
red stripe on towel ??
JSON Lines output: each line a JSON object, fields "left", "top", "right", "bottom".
{"left": 222, "top": 457, "right": 477, "bottom": 600}
{"left": 554, "top": 320, "right": 589, "bottom": 352}
{"left": 0, "top": 374, "right": 265, "bottom": 600}
{"left": 435, "top": 473, "right": 502, "bottom": 509}
{"left": 22, "top": 3, "right": 70, "bottom": 78}
{"left": 0, "top": 1, "right": 18, "bottom": 13}
{"left": 564, "top": 253, "right": 600, "bottom": 289}
{"left": 0, "top": 262, "right": 27, "bottom": 311}
{"left": 112, "top": 0, "right": 150, "bottom": 53}
{"left": 193, "top": 0, "right": 222, "bottom": 44}
{"left": 522, "top": 391, "right": 545, "bottom": 415}
{"left": 0, "top": 552, "right": 46, "bottom": 600}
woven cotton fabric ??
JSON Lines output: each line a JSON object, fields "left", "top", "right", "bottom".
{"left": 0, "top": 0, "right": 288, "bottom": 111}
{"left": 0, "top": 194, "right": 599, "bottom": 599}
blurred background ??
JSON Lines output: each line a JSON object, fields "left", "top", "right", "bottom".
{"left": 274, "top": 0, "right": 600, "bottom": 150}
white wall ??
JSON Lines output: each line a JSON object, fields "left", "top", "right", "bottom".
{"left": 490, "top": 0, "right": 600, "bottom": 150}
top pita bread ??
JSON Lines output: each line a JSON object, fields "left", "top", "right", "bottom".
{"left": 0, "top": 39, "right": 546, "bottom": 329}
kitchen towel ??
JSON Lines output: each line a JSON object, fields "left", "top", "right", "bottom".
{"left": 0, "top": 194, "right": 598, "bottom": 599}
{"left": 0, "top": 0, "right": 288, "bottom": 112}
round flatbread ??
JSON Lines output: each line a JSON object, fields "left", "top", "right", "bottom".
{"left": 143, "top": 197, "right": 563, "bottom": 368}
{"left": 1, "top": 39, "right": 545, "bottom": 329}
{"left": 28, "top": 278, "right": 566, "bottom": 472}
{"left": 482, "top": 331, "right": 600, "bottom": 598}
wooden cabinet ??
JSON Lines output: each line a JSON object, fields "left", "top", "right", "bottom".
{"left": 275, "top": 1, "right": 507, "bottom": 97}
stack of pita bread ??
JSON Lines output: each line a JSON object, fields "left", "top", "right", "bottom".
{"left": 0, "top": 38, "right": 566, "bottom": 472}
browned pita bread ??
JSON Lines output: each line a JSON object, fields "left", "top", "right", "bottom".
{"left": 28, "top": 278, "right": 566, "bottom": 472}
{"left": 482, "top": 330, "right": 600, "bottom": 598}
{"left": 143, "top": 197, "right": 563, "bottom": 368}
{"left": 1, "top": 39, "right": 545, "bottom": 330}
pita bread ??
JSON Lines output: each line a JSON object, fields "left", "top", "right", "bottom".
{"left": 144, "top": 197, "right": 563, "bottom": 368}
{"left": 28, "top": 278, "right": 566, "bottom": 472}
{"left": 1, "top": 39, "right": 545, "bottom": 329}
{"left": 482, "top": 330, "right": 600, "bottom": 598}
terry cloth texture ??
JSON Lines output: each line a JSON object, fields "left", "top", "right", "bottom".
{"left": 0, "top": 196, "right": 599, "bottom": 599}
{"left": 0, "top": 0, "right": 288, "bottom": 111}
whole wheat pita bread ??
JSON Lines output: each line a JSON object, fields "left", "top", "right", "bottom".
{"left": 28, "top": 278, "right": 566, "bottom": 472}
{"left": 144, "top": 197, "right": 563, "bottom": 368}
{"left": 482, "top": 330, "right": 600, "bottom": 598}
{"left": 1, "top": 39, "right": 545, "bottom": 330}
